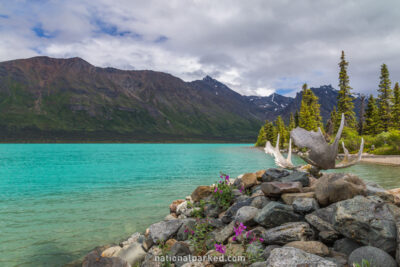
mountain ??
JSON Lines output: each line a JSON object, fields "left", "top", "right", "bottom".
{"left": 0, "top": 57, "right": 263, "bottom": 142}
{"left": 0, "top": 56, "right": 363, "bottom": 142}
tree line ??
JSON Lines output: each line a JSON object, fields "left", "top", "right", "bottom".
{"left": 255, "top": 51, "right": 400, "bottom": 154}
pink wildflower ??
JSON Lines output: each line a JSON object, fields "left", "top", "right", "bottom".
{"left": 219, "top": 190, "right": 223, "bottom": 194}
{"left": 214, "top": 187, "right": 218, "bottom": 193}
{"left": 214, "top": 243, "right": 226, "bottom": 254}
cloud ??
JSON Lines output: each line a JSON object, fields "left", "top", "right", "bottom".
{"left": 1, "top": 0, "right": 400, "bottom": 96}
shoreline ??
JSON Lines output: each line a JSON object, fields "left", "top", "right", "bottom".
{"left": 74, "top": 168, "right": 400, "bottom": 267}
{"left": 359, "top": 153, "right": 400, "bottom": 166}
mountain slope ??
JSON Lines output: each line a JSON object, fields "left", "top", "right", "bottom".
{"left": 0, "top": 57, "right": 262, "bottom": 142}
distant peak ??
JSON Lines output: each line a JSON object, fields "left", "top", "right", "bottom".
{"left": 202, "top": 75, "right": 215, "bottom": 81}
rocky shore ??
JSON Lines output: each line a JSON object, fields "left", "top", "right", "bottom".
{"left": 75, "top": 169, "right": 400, "bottom": 267}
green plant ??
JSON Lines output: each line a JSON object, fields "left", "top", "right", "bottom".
{"left": 190, "top": 199, "right": 206, "bottom": 218}
{"left": 212, "top": 173, "right": 234, "bottom": 210}
{"left": 353, "top": 259, "right": 372, "bottom": 267}
{"left": 186, "top": 219, "right": 214, "bottom": 255}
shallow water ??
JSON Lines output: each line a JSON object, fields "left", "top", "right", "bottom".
{"left": 0, "top": 144, "right": 399, "bottom": 267}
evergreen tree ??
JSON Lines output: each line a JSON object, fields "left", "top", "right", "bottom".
{"left": 255, "top": 124, "right": 266, "bottom": 147}
{"left": 294, "top": 111, "right": 300, "bottom": 127}
{"left": 377, "top": 63, "right": 392, "bottom": 132}
{"left": 299, "top": 83, "right": 322, "bottom": 131}
{"left": 289, "top": 112, "right": 296, "bottom": 131}
{"left": 336, "top": 51, "right": 356, "bottom": 130}
{"left": 358, "top": 95, "right": 366, "bottom": 135}
{"left": 364, "top": 95, "right": 380, "bottom": 135}
{"left": 275, "top": 116, "right": 288, "bottom": 148}
{"left": 392, "top": 82, "right": 400, "bottom": 130}
{"left": 265, "top": 121, "right": 277, "bottom": 146}
{"left": 326, "top": 107, "right": 337, "bottom": 136}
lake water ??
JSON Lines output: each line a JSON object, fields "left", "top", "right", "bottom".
{"left": 0, "top": 144, "right": 399, "bottom": 267}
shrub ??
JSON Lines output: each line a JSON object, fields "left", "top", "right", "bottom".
{"left": 212, "top": 173, "right": 233, "bottom": 210}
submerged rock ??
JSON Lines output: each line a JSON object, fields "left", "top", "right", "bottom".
{"left": 349, "top": 246, "right": 397, "bottom": 267}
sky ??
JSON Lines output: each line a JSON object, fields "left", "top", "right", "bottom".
{"left": 0, "top": 0, "right": 399, "bottom": 97}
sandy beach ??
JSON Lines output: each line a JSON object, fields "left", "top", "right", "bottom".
{"left": 360, "top": 153, "right": 400, "bottom": 166}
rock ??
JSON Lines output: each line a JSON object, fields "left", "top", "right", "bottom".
{"left": 164, "top": 214, "right": 178, "bottom": 220}
{"left": 101, "top": 246, "right": 122, "bottom": 257}
{"left": 292, "top": 197, "right": 319, "bottom": 213}
{"left": 333, "top": 238, "right": 361, "bottom": 256}
{"left": 249, "top": 262, "right": 268, "bottom": 267}
{"left": 281, "top": 192, "right": 316, "bottom": 205}
{"left": 141, "top": 254, "right": 162, "bottom": 267}
{"left": 165, "top": 239, "right": 177, "bottom": 250}
{"left": 176, "top": 201, "right": 193, "bottom": 217}
{"left": 232, "top": 189, "right": 243, "bottom": 201}
{"left": 261, "top": 168, "right": 289, "bottom": 182}
{"left": 181, "top": 263, "right": 206, "bottom": 267}
{"left": 207, "top": 218, "right": 224, "bottom": 229}
{"left": 266, "top": 247, "right": 337, "bottom": 267}
{"left": 234, "top": 206, "right": 259, "bottom": 226}
{"left": 325, "top": 251, "right": 348, "bottom": 267}
{"left": 250, "top": 195, "right": 269, "bottom": 209}
{"left": 82, "top": 255, "right": 130, "bottom": 267}
{"left": 262, "top": 245, "right": 280, "bottom": 260}
{"left": 120, "top": 232, "right": 144, "bottom": 247}
{"left": 142, "top": 235, "right": 154, "bottom": 251}
{"left": 235, "top": 195, "right": 250, "bottom": 203}
{"left": 281, "top": 171, "right": 309, "bottom": 187}
{"left": 148, "top": 220, "right": 183, "bottom": 243}
{"left": 387, "top": 188, "right": 400, "bottom": 205}
{"left": 318, "top": 231, "right": 340, "bottom": 245}
{"left": 261, "top": 222, "right": 314, "bottom": 245}
{"left": 305, "top": 213, "right": 337, "bottom": 233}
{"left": 191, "top": 186, "right": 213, "bottom": 202}
{"left": 241, "top": 173, "right": 257, "bottom": 189}
{"left": 117, "top": 242, "right": 147, "bottom": 266}
{"left": 349, "top": 246, "right": 397, "bottom": 267}
{"left": 221, "top": 198, "right": 253, "bottom": 223}
{"left": 256, "top": 170, "right": 266, "bottom": 179}
{"left": 285, "top": 241, "right": 329, "bottom": 256}
{"left": 170, "top": 199, "right": 185, "bottom": 213}
{"left": 169, "top": 241, "right": 191, "bottom": 266}
{"left": 213, "top": 221, "right": 235, "bottom": 243}
{"left": 331, "top": 196, "right": 396, "bottom": 252}
{"left": 388, "top": 203, "right": 400, "bottom": 266}
{"left": 177, "top": 219, "right": 196, "bottom": 241}
{"left": 254, "top": 202, "right": 303, "bottom": 228}
{"left": 261, "top": 181, "right": 302, "bottom": 197}
{"left": 314, "top": 173, "right": 366, "bottom": 206}
{"left": 233, "top": 177, "right": 242, "bottom": 187}
{"left": 204, "top": 203, "right": 220, "bottom": 218}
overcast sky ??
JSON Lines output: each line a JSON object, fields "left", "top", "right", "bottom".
{"left": 0, "top": 0, "right": 399, "bottom": 96}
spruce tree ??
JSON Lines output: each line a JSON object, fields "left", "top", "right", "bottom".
{"left": 377, "top": 63, "right": 392, "bottom": 132}
{"left": 299, "top": 83, "right": 322, "bottom": 131}
{"left": 265, "top": 121, "right": 277, "bottom": 146}
{"left": 336, "top": 51, "right": 356, "bottom": 130}
{"left": 294, "top": 111, "right": 300, "bottom": 127}
{"left": 358, "top": 95, "right": 366, "bottom": 135}
{"left": 289, "top": 113, "right": 296, "bottom": 131}
{"left": 255, "top": 124, "right": 267, "bottom": 146}
{"left": 275, "top": 116, "right": 288, "bottom": 148}
{"left": 364, "top": 95, "right": 380, "bottom": 135}
{"left": 326, "top": 107, "right": 337, "bottom": 136}
{"left": 392, "top": 82, "right": 400, "bottom": 130}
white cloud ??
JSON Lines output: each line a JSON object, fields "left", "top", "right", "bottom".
{"left": 1, "top": 0, "right": 400, "bottom": 96}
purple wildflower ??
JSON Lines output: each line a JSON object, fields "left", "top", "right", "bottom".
{"left": 225, "top": 175, "right": 230, "bottom": 181}
{"left": 219, "top": 190, "right": 223, "bottom": 194}
{"left": 184, "top": 228, "right": 188, "bottom": 233}
{"left": 214, "top": 187, "right": 218, "bottom": 193}
{"left": 233, "top": 222, "right": 247, "bottom": 237}
{"left": 214, "top": 243, "right": 226, "bottom": 254}
{"left": 259, "top": 238, "right": 264, "bottom": 242}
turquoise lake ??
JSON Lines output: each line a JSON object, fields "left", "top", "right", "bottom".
{"left": 1, "top": 144, "right": 400, "bottom": 267}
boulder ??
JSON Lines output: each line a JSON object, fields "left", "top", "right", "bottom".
{"left": 261, "top": 181, "right": 302, "bottom": 197}
{"left": 120, "top": 232, "right": 144, "bottom": 248}
{"left": 387, "top": 203, "right": 400, "bottom": 265}
{"left": 142, "top": 235, "right": 154, "bottom": 251}
{"left": 221, "top": 198, "right": 253, "bottom": 223}
{"left": 170, "top": 199, "right": 185, "bottom": 213}
{"left": 177, "top": 219, "right": 196, "bottom": 241}
{"left": 266, "top": 247, "right": 338, "bottom": 267}
{"left": 250, "top": 195, "right": 269, "bottom": 209}
{"left": 333, "top": 238, "right": 361, "bottom": 256}
{"left": 318, "top": 231, "right": 340, "bottom": 245}
{"left": 241, "top": 173, "right": 257, "bottom": 189}
{"left": 281, "top": 192, "right": 315, "bottom": 205}
{"left": 101, "top": 246, "right": 122, "bottom": 257}
{"left": 191, "top": 186, "right": 213, "bottom": 202}
{"left": 141, "top": 254, "right": 162, "bottom": 267}
{"left": 254, "top": 202, "right": 303, "bottom": 228}
{"left": 292, "top": 197, "right": 319, "bottom": 213}
{"left": 82, "top": 256, "right": 130, "bottom": 267}
{"left": 255, "top": 170, "right": 266, "bottom": 179}
{"left": 176, "top": 201, "right": 193, "bottom": 217}
{"left": 349, "top": 246, "right": 397, "bottom": 267}
{"left": 148, "top": 220, "right": 183, "bottom": 243}
{"left": 281, "top": 171, "right": 309, "bottom": 187}
{"left": 116, "top": 242, "right": 147, "bottom": 266}
{"left": 285, "top": 241, "right": 329, "bottom": 256}
{"left": 314, "top": 173, "right": 366, "bottom": 206}
{"left": 249, "top": 262, "right": 268, "bottom": 267}
{"left": 203, "top": 203, "right": 220, "bottom": 218}
{"left": 261, "top": 168, "right": 289, "bottom": 182}
{"left": 234, "top": 206, "right": 259, "bottom": 226}
{"left": 213, "top": 221, "right": 235, "bottom": 243}
{"left": 261, "top": 222, "right": 314, "bottom": 245}
{"left": 262, "top": 245, "right": 280, "bottom": 260}
{"left": 168, "top": 241, "right": 191, "bottom": 266}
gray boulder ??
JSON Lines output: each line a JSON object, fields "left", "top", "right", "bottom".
{"left": 177, "top": 219, "right": 196, "bottom": 241}
{"left": 117, "top": 242, "right": 147, "bottom": 266}
{"left": 281, "top": 171, "right": 309, "bottom": 187}
{"left": 234, "top": 206, "right": 259, "bottom": 226}
{"left": 250, "top": 195, "right": 269, "bottom": 209}
{"left": 266, "top": 247, "right": 337, "bottom": 266}
{"left": 333, "top": 238, "right": 361, "bottom": 256}
{"left": 168, "top": 241, "right": 191, "bottom": 267}
{"left": 255, "top": 201, "right": 303, "bottom": 228}
{"left": 261, "top": 168, "right": 289, "bottom": 182}
{"left": 349, "top": 246, "right": 397, "bottom": 267}
{"left": 261, "top": 222, "right": 314, "bottom": 245}
{"left": 262, "top": 245, "right": 280, "bottom": 260}
{"left": 221, "top": 198, "right": 253, "bottom": 223}
{"left": 203, "top": 203, "right": 220, "bottom": 218}
{"left": 292, "top": 197, "right": 319, "bottom": 213}
{"left": 82, "top": 246, "right": 130, "bottom": 267}
{"left": 213, "top": 221, "right": 235, "bottom": 243}
{"left": 148, "top": 220, "right": 183, "bottom": 243}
